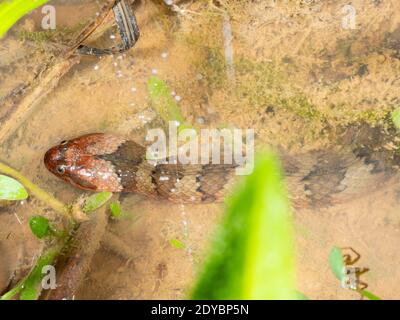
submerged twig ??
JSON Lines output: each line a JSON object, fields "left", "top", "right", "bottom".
{"left": 46, "top": 207, "right": 109, "bottom": 300}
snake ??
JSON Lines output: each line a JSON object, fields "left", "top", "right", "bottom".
{"left": 44, "top": 123, "right": 400, "bottom": 208}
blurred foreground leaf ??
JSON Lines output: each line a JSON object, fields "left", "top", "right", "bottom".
{"left": 0, "top": 0, "right": 49, "bottom": 38}
{"left": 191, "top": 153, "right": 297, "bottom": 299}
{"left": 0, "top": 174, "right": 28, "bottom": 200}
{"left": 83, "top": 192, "right": 113, "bottom": 213}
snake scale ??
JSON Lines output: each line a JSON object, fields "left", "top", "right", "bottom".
{"left": 44, "top": 122, "right": 400, "bottom": 208}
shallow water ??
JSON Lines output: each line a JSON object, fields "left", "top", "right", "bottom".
{"left": 1, "top": 0, "right": 400, "bottom": 299}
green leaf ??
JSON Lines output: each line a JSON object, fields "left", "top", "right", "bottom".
{"left": 329, "top": 247, "right": 345, "bottom": 281}
{"left": 0, "top": 0, "right": 49, "bottom": 38}
{"left": 147, "top": 76, "right": 191, "bottom": 131}
{"left": 83, "top": 192, "right": 113, "bottom": 213}
{"left": 0, "top": 175, "right": 28, "bottom": 200}
{"left": 191, "top": 153, "right": 297, "bottom": 300}
{"left": 19, "top": 246, "right": 59, "bottom": 300}
{"left": 109, "top": 201, "right": 122, "bottom": 218}
{"left": 360, "top": 290, "right": 381, "bottom": 300}
{"left": 391, "top": 108, "right": 400, "bottom": 129}
{"left": 29, "top": 216, "right": 51, "bottom": 239}
{"left": 169, "top": 239, "right": 186, "bottom": 250}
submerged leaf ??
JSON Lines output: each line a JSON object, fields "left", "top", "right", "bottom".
{"left": 191, "top": 153, "right": 297, "bottom": 299}
{"left": 29, "top": 216, "right": 51, "bottom": 239}
{"left": 391, "top": 108, "right": 400, "bottom": 129}
{"left": 83, "top": 192, "right": 113, "bottom": 213}
{"left": 147, "top": 76, "right": 191, "bottom": 131}
{"left": 169, "top": 239, "right": 186, "bottom": 250}
{"left": 329, "top": 247, "right": 345, "bottom": 281}
{"left": 360, "top": 290, "right": 381, "bottom": 300}
{"left": 0, "top": 175, "right": 28, "bottom": 200}
{"left": 109, "top": 201, "right": 122, "bottom": 218}
{"left": 19, "top": 246, "right": 60, "bottom": 300}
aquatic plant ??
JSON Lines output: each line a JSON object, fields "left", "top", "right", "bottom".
{"left": 0, "top": 161, "right": 112, "bottom": 300}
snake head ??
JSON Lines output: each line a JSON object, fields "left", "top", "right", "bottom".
{"left": 44, "top": 138, "right": 96, "bottom": 191}
{"left": 44, "top": 134, "right": 125, "bottom": 192}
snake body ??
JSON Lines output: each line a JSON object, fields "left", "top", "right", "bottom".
{"left": 44, "top": 123, "right": 400, "bottom": 207}
{"left": 44, "top": 133, "right": 238, "bottom": 204}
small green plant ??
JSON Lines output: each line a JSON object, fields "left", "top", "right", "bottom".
{"left": 0, "top": 161, "right": 113, "bottom": 300}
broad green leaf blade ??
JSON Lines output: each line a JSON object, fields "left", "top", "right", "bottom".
{"left": 191, "top": 153, "right": 297, "bottom": 300}
{"left": 147, "top": 76, "right": 191, "bottom": 131}
{"left": 329, "top": 247, "right": 345, "bottom": 281}
{"left": 360, "top": 290, "right": 381, "bottom": 300}
{"left": 0, "top": 0, "right": 49, "bottom": 38}
{"left": 83, "top": 192, "right": 113, "bottom": 213}
{"left": 29, "top": 216, "right": 51, "bottom": 239}
{"left": 391, "top": 108, "right": 400, "bottom": 129}
{"left": 0, "top": 174, "right": 28, "bottom": 200}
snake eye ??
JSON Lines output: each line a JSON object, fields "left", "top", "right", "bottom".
{"left": 60, "top": 140, "right": 68, "bottom": 145}
{"left": 56, "top": 165, "right": 66, "bottom": 174}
